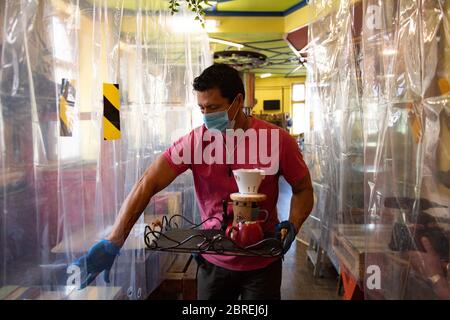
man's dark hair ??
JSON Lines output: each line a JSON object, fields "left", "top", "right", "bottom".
{"left": 193, "top": 64, "right": 245, "bottom": 103}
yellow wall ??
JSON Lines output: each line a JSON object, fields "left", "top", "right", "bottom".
{"left": 284, "top": 4, "right": 312, "bottom": 32}
{"left": 206, "top": 0, "right": 363, "bottom": 33}
{"left": 285, "top": 0, "right": 362, "bottom": 32}
{"left": 253, "top": 76, "right": 305, "bottom": 116}
{"left": 206, "top": 16, "right": 285, "bottom": 34}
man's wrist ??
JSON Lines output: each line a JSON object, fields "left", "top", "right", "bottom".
{"left": 292, "top": 223, "right": 299, "bottom": 235}
{"left": 428, "top": 273, "right": 450, "bottom": 299}
{"left": 428, "top": 274, "right": 444, "bottom": 285}
{"left": 106, "top": 234, "right": 124, "bottom": 248}
{"left": 289, "top": 219, "right": 302, "bottom": 235}
{"left": 281, "top": 220, "right": 296, "bottom": 232}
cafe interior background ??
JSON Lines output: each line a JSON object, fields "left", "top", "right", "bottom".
{"left": 0, "top": 0, "right": 449, "bottom": 300}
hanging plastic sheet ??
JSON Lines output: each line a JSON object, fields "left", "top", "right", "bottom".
{"left": 361, "top": 0, "right": 449, "bottom": 300}
{"left": 305, "top": 0, "right": 449, "bottom": 299}
{"left": 0, "top": 0, "right": 211, "bottom": 300}
{"left": 303, "top": 0, "right": 365, "bottom": 272}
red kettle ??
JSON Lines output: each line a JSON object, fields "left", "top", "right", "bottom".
{"left": 226, "top": 220, "right": 264, "bottom": 247}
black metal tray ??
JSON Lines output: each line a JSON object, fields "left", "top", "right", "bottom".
{"left": 144, "top": 215, "right": 283, "bottom": 257}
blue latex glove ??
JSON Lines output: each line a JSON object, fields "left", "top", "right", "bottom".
{"left": 275, "top": 221, "right": 297, "bottom": 254}
{"left": 72, "top": 239, "right": 121, "bottom": 289}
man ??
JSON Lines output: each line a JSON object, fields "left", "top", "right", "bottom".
{"left": 74, "top": 64, "right": 314, "bottom": 300}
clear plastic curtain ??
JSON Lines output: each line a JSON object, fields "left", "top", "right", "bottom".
{"left": 305, "top": 0, "right": 449, "bottom": 300}
{"left": 0, "top": 0, "right": 211, "bottom": 300}
{"left": 302, "top": 0, "right": 364, "bottom": 272}
{"left": 361, "top": 0, "right": 449, "bottom": 300}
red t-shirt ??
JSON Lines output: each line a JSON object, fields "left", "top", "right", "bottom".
{"left": 162, "top": 117, "right": 308, "bottom": 271}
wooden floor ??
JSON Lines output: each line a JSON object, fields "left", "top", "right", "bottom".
{"left": 278, "top": 176, "right": 341, "bottom": 300}
{"left": 281, "top": 240, "right": 341, "bottom": 300}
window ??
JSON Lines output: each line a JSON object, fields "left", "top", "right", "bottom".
{"left": 292, "top": 83, "right": 305, "bottom": 101}
{"left": 52, "top": 16, "right": 74, "bottom": 81}
{"left": 52, "top": 17, "right": 73, "bottom": 63}
{"left": 50, "top": 16, "right": 80, "bottom": 163}
{"left": 292, "top": 83, "right": 307, "bottom": 135}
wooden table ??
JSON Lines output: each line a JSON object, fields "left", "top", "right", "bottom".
{"left": 148, "top": 253, "right": 197, "bottom": 300}
{"left": 331, "top": 224, "right": 409, "bottom": 299}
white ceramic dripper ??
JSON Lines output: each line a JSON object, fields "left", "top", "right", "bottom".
{"left": 232, "top": 169, "right": 265, "bottom": 194}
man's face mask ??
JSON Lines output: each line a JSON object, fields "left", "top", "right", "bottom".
{"left": 203, "top": 96, "right": 239, "bottom": 132}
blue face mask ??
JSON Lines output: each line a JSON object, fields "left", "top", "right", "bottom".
{"left": 203, "top": 110, "right": 229, "bottom": 132}
{"left": 203, "top": 97, "right": 238, "bottom": 132}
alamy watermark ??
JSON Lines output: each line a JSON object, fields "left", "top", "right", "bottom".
{"left": 169, "top": 128, "right": 281, "bottom": 175}
{"left": 66, "top": 264, "right": 81, "bottom": 288}
{"left": 366, "top": 265, "right": 381, "bottom": 290}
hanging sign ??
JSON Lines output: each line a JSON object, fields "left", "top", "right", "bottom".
{"left": 103, "top": 83, "right": 121, "bottom": 141}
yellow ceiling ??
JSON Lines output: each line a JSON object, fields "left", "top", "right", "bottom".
{"left": 84, "top": 0, "right": 304, "bottom": 13}
{"left": 212, "top": 0, "right": 302, "bottom": 12}
{"left": 82, "top": 0, "right": 312, "bottom": 77}
{"left": 205, "top": 2, "right": 310, "bottom": 77}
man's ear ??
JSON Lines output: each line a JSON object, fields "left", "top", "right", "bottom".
{"left": 237, "top": 93, "right": 244, "bottom": 106}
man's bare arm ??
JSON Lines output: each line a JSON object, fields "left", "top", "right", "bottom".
{"left": 289, "top": 170, "right": 314, "bottom": 233}
{"left": 106, "top": 155, "right": 179, "bottom": 247}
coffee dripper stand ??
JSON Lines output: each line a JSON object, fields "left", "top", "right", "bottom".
{"left": 220, "top": 193, "right": 269, "bottom": 232}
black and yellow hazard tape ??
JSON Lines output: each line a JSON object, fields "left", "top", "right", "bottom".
{"left": 103, "top": 83, "right": 121, "bottom": 140}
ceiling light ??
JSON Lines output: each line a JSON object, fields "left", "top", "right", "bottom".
{"left": 201, "top": 0, "right": 217, "bottom": 7}
{"left": 260, "top": 73, "right": 272, "bottom": 79}
{"left": 205, "top": 19, "right": 220, "bottom": 32}
{"left": 209, "top": 38, "right": 244, "bottom": 49}
{"left": 169, "top": 16, "right": 203, "bottom": 33}
{"left": 382, "top": 48, "right": 397, "bottom": 56}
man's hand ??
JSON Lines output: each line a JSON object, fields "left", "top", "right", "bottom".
{"left": 276, "top": 221, "right": 297, "bottom": 254}
{"left": 285, "top": 171, "right": 313, "bottom": 252}
{"left": 72, "top": 240, "right": 121, "bottom": 289}
{"left": 405, "top": 236, "right": 450, "bottom": 299}
{"left": 405, "top": 237, "right": 443, "bottom": 278}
